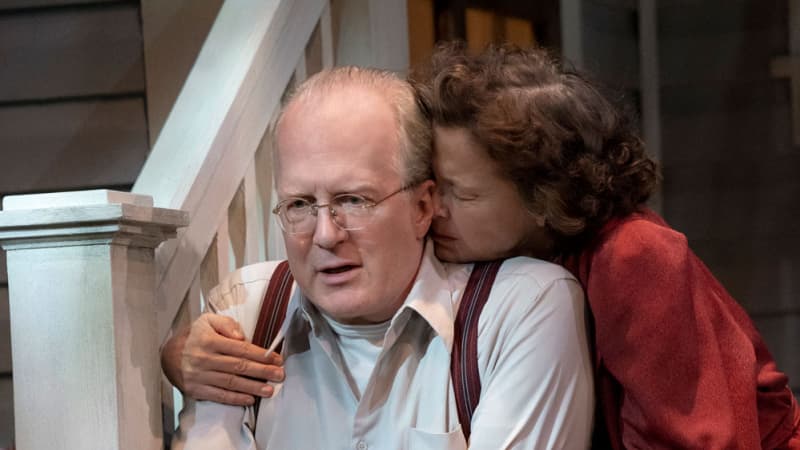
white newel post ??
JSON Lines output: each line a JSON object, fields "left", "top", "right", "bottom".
{"left": 0, "top": 190, "right": 188, "bottom": 450}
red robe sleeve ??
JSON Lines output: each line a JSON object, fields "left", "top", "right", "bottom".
{"left": 582, "top": 213, "right": 796, "bottom": 449}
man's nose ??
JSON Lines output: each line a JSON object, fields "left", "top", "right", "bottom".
{"left": 312, "top": 207, "right": 348, "bottom": 248}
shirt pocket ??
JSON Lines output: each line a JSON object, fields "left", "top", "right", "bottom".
{"left": 406, "top": 426, "right": 467, "bottom": 450}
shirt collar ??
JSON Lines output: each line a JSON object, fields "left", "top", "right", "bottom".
{"left": 393, "top": 240, "right": 456, "bottom": 351}
{"left": 280, "top": 240, "right": 459, "bottom": 352}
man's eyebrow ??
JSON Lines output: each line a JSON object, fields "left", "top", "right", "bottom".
{"left": 279, "top": 184, "right": 383, "bottom": 199}
{"left": 277, "top": 188, "right": 312, "bottom": 198}
{"left": 333, "top": 183, "right": 382, "bottom": 195}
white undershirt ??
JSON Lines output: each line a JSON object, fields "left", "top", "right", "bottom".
{"left": 321, "top": 312, "right": 390, "bottom": 399}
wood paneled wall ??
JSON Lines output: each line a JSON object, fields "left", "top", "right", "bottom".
{"left": 0, "top": 1, "right": 149, "bottom": 446}
{"left": 0, "top": 0, "right": 147, "bottom": 197}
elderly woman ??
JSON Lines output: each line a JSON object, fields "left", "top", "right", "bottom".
{"left": 163, "top": 44, "right": 800, "bottom": 449}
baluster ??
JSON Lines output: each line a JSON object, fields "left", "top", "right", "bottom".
{"left": 229, "top": 182, "right": 247, "bottom": 269}
{"left": 305, "top": 14, "right": 325, "bottom": 75}
{"left": 262, "top": 116, "right": 287, "bottom": 261}
{"left": 254, "top": 120, "right": 277, "bottom": 263}
{"left": 200, "top": 220, "right": 232, "bottom": 300}
{"left": 295, "top": 47, "right": 308, "bottom": 82}
{"left": 242, "top": 162, "right": 262, "bottom": 266}
{"left": 320, "top": 1, "right": 335, "bottom": 68}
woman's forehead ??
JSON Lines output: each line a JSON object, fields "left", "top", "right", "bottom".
{"left": 433, "top": 128, "right": 504, "bottom": 185}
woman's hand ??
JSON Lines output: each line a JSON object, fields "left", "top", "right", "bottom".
{"left": 161, "top": 313, "right": 285, "bottom": 406}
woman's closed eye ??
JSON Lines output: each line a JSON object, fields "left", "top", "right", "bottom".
{"left": 446, "top": 187, "right": 478, "bottom": 201}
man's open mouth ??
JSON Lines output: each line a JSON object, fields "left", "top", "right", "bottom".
{"left": 321, "top": 265, "right": 356, "bottom": 274}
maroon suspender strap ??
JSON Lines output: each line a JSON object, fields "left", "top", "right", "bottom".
{"left": 252, "top": 261, "right": 294, "bottom": 349}
{"left": 451, "top": 260, "right": 503, "bottom": 442}
{"left": 252, "top": 260, "right": 294, "bottom": 418}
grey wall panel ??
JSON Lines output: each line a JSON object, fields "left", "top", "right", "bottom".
{"left": 661, "top": 81, "right": 789, "bottom": 116}
{"left": 659, "top": 30, "right": 787, "bottom": 87}
{"left": 0, "top": 250, "right": 5, "bottom": 284}
{"left": 584, "top": 0, "right": 636, "bottom": 9}
{"left": 0, "top": 377, "right": 11, "bottom": 447}
{"left": 662, "top": 154, "right": 798, "bottom": 194}
{"left": 660, "top": 102, "right": 792, "bottom": 165}
{"left": 581, "top": 1, "right": 639, "bottom": 89}
{"left": 0, "top": 0, "right": 120, "bottom": 10}
{"left": 582, "top": 30, "right": 640, "bottom": 88}
{"left": 752, "top": 315, "right": 800, "bottom": 391}
{"left": 0, "top": 98, "right": 148, "bottom": 194}
{"left": 0, "top": 287, "right": 8, "bottom": 374}
{"left": 658, "top": 0, "right": 785, "bottom": 36}
{"left": 689, "top": 237, "right": 800, "bottom": 315}
{"left": 662, "top": 157, "right": 800, "bottom": 241}
{"left": 0, "top": 3, "right": 144, "bottom": 102}
{"left": 583, "top": 0, "right": 636, "bottom": 35}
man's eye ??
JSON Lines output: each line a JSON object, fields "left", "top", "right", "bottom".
{"left": 335, "top": 195, "right": 369, "bottom": 208}
{"left": 285, "top": 199, "right": 311, "bottom": 211}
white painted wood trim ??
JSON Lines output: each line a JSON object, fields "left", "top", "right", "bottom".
{"left": 267, "top": 188, "right": 288, "bottom": 261}
{"left": 216, "top": 214, "right": 232, "bottom": 278}
{"left": 135, "top": 0, "right": 286, "bottom": 208}
{"left": 262, "top": 112, "right": 286, "bottom": 261}
{"left": 254, "top": 120, "right": 278, "bottom": 264}
{"left": 228, "top": 182, "right": 247, "bottom": 269}
{"left": 131, "top": 0, "right": 328, "bottom": 343}
{"left": 2, "top": 189, "right": 152, "bottom": 210}
{"left": 243, "top": 161, "right": 261, "bottom": 266}
{"left": 199, "top": 234, "right": 221, "bottom": 305}
{"left": 0, "top": 203, "right": 187, "bottom": 250}
{"left": 187, "top": 272, "right": 203, "bottom": 321}
{"left": 0, "top": 191, "right": 185, "bottom": 450}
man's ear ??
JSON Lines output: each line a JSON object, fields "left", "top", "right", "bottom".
{"left": 411, "top": 179, "right": 436, "bottom": 240}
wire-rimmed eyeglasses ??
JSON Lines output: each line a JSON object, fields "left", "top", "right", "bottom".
{"left": 271, "top": 185, "right": 410, "bottom": 235}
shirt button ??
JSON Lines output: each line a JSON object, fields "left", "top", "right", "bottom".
{"left": 356, "top": 441, "right": 367, "bottom": 450}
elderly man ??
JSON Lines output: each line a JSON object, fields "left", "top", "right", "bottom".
{"left": 170, "top": 67, "right": 593, "bottom": 449}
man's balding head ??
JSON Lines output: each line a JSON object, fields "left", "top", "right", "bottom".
{"left": 276, "top": 67, "right": 432, "bottom": 188}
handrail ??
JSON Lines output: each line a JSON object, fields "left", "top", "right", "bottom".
{"left": 133, "top": 0, "right": 327, "bottom": 343}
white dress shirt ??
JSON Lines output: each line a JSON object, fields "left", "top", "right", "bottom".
{"left": 172, "top": 243, "right": 594, "bottom": 450}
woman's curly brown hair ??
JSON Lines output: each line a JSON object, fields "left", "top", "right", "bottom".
{"left": 411, "top": 42, "right": 661, "bottom": 250}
